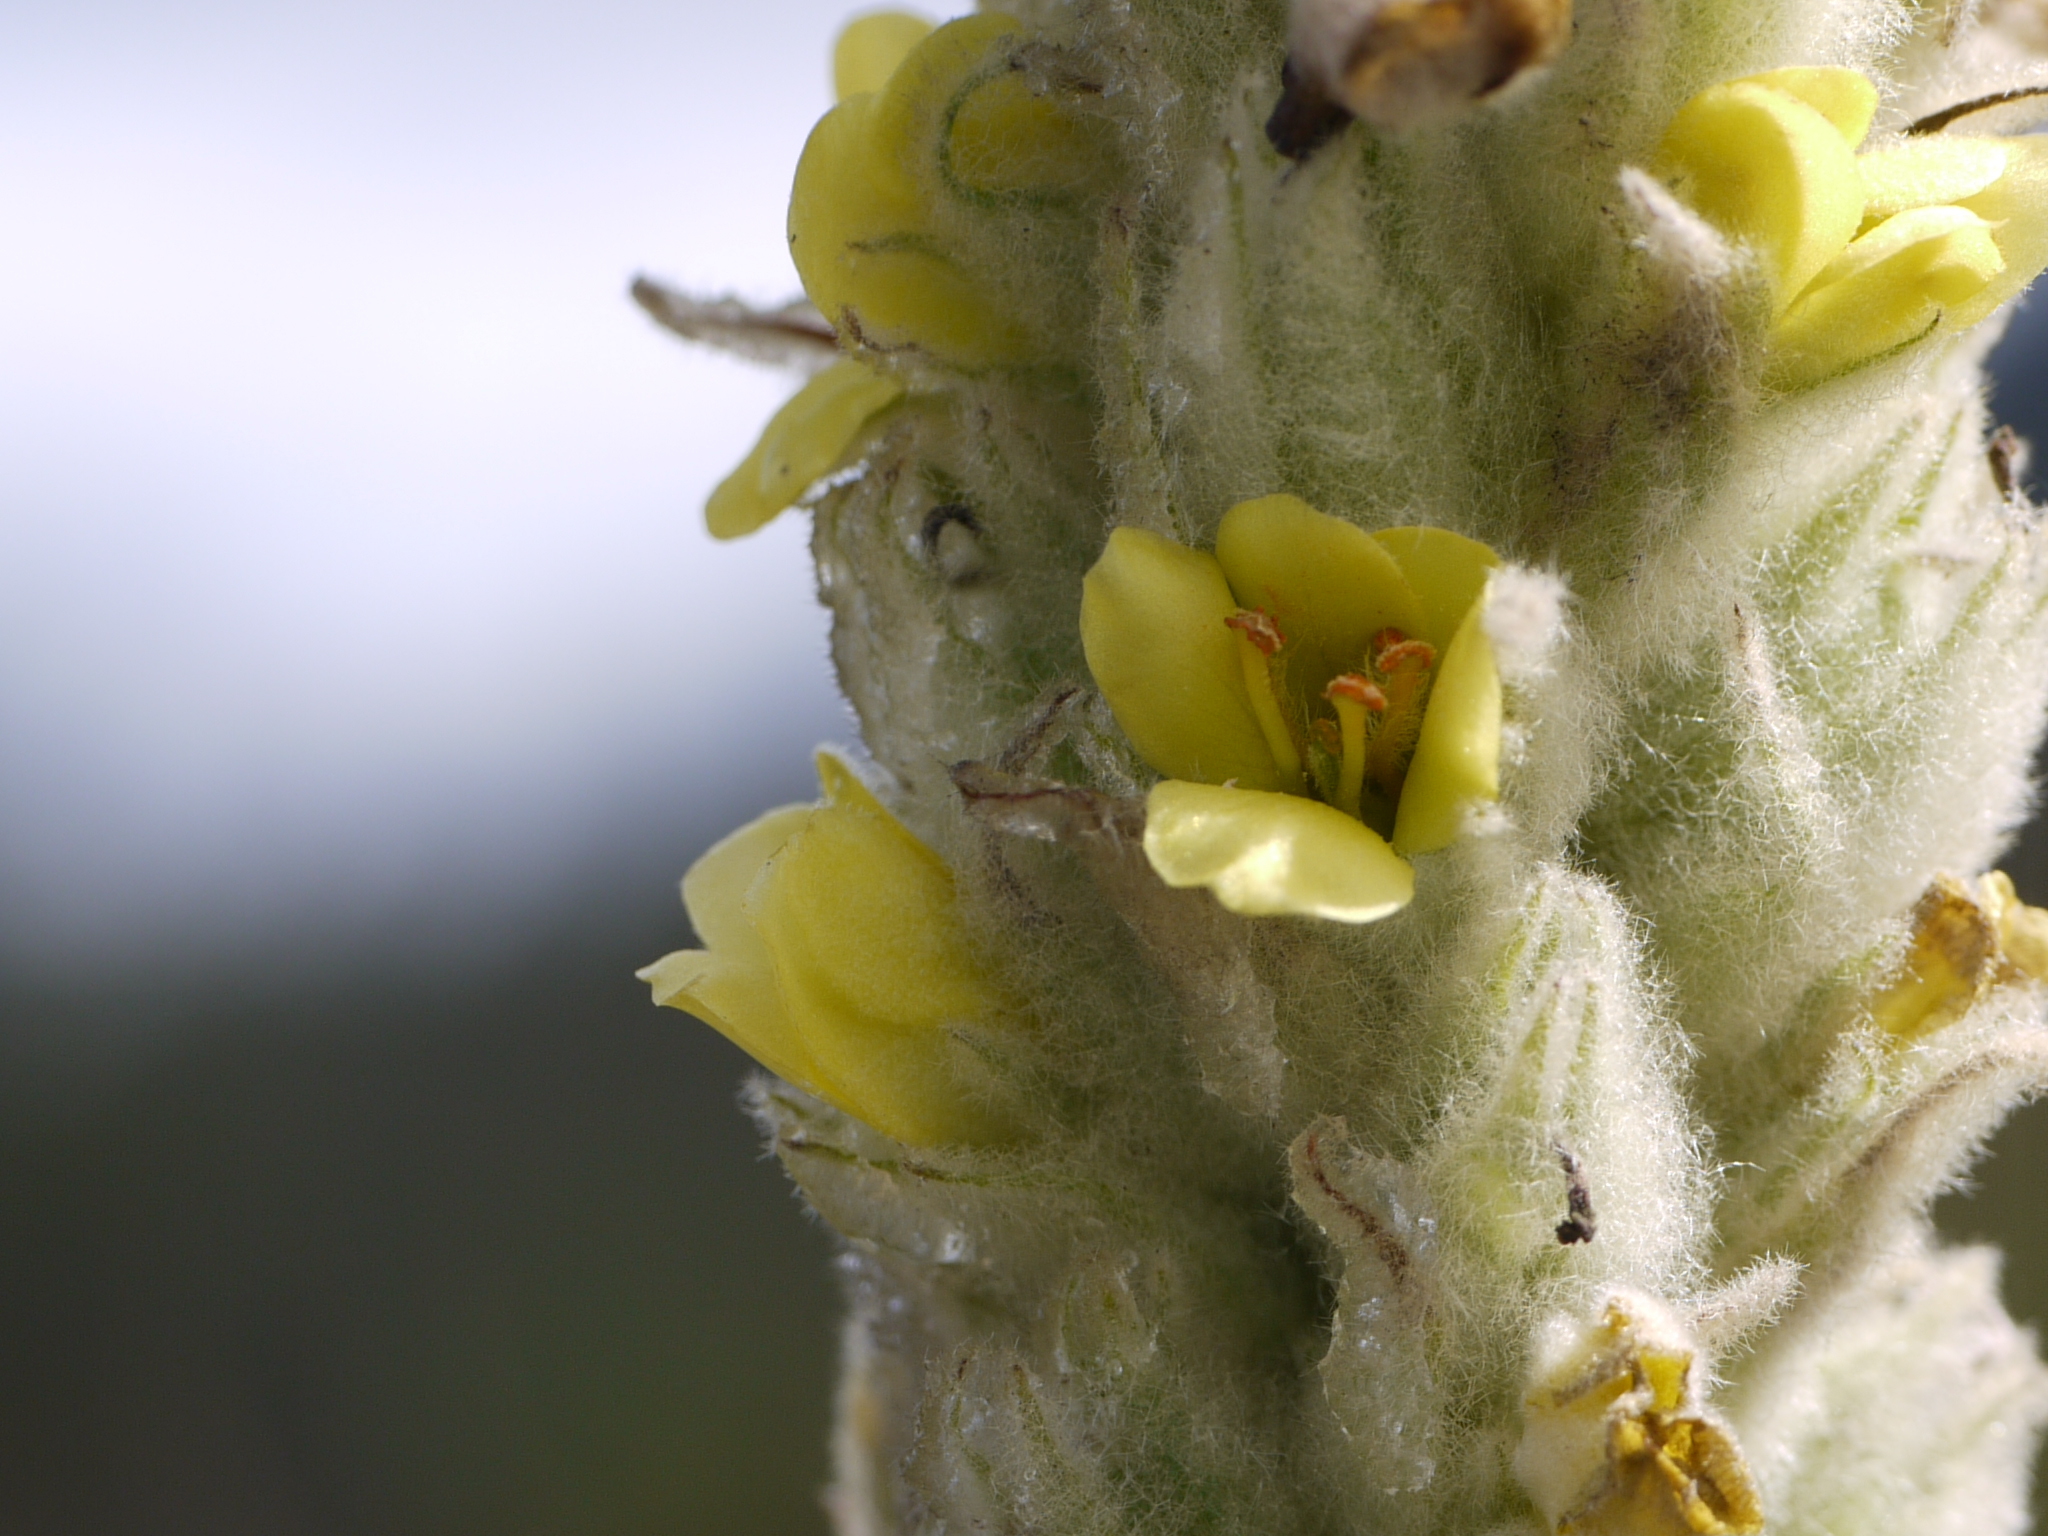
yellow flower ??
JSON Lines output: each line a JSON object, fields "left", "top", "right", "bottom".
{"left": 1517, "top": 1293, "right": 1765, "bottom": 1536}
{"left": 788, "top": 11, "right": 1105, "bottom": 367}
{"left": 1868, "top": 870, "right": 2048, "bottom": 1039}
{"left": 703, "top": 7, "right": 1109, "bottom": 537}
{"left": 638, "top": 753, "right": 1016, "bottom": 1146}
{"left": 1653, "top": 67, "right": 2048, "bottom": 387}
{"left": 1079, "top": 495, "right": 1502, "bottom": 923}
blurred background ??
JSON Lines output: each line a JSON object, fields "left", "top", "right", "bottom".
{"left": 3, "top": 3, "right": 2048, "bottom": 1530}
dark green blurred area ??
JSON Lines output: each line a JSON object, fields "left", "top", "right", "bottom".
{"left": 11, "top": 315, "right": 2048, "bottom": 1533}
{"left": 0, "top": 832, "right": 838, "bottom": 1535}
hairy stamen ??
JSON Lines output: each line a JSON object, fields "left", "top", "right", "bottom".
{"left": 1224, "top": 608, "right": 1303, "bottom": 783}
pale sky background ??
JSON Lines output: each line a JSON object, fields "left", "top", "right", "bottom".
{"left": 0, "top": 0, "right": 969, "bottom": 972}
{"left": 5, "top": 0, "right": 2047, "bottom": 978}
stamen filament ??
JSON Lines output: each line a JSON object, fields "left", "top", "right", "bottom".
{"left": 1225, "top": 609, "right": 1303, "bottom": 785}
{"left": 1324, "top": 673, "right": 1385, "bottom": 818}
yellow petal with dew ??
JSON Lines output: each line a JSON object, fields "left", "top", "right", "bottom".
{"left": 749, "top": 777, "right": 1014, "bottom": 1146}
{"left": 1738, "top": 67, "right": 1877, "bottom": 146}
{"left": 1769, "top": 205, "right": 2003, "bottom": 387}
{"left": 1951, "top": 136, "right": 2048, "bottom": 329}
{"left": 833, "top": 10, "right": 935, "bottom": 101}
{"left": 1143, "top": 780, "right": 1415, "bottom": 923}
{"left": 1655, "top": 78, "right": 1867, "bottom": 308}
{"left": 1392, "top": 588, "right": 1501, "bottom": 855}
{"left": 638, "top": 803, "right": 840, "bottom": 1096}
{"left": 705, "top": 360, "right": 905, "bottom": 539}
{"left": 1214, "top": 495, "right": 1423, "bottom": 692}
{"left": 1373, "top": 524, "right": 1501, "bottom": 651}
{"left": 1081, "top": 526, "right": 1292, "bottom": 791}
{"left": 946, "top": 71, "right": 1103, "bottom": 198}
{"left": 1856, "top": 136, "right": 2008, "bottom": 224}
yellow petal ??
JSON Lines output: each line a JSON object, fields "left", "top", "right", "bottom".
{"left": 1213, "top": 495, "right": 1423, "bottom": 691}
{"left": 639, "top": 802, "right": 838, "bottom": 1095}
{"left": 1142, "top": 780, "right": 1415, "bottom": 923}
{"left": 789, "top": 14, "right": 1038, "bottom": 366}
{"left": 1081, "top": 526, "right": 1293, "bottom": 791}
{"left": 749, "top": 781, "right": 1014, "bottom": 1146}
{"left": 787, "top": 92, "right": 921, "bottom": 320}
{"left": 945, "top": 71, "right": 1103, "bottom": 198}
{"left": 1737, "top": 67, "right": 1877, "bottom": 146}
{"left": 1987, "top": 870, "right": 2048, "bottom": 983}
{"left": 705, "top": 360, "right": 905, "bottom": 539}
{"left": 1392, "top": 588, "right": 1501, "bottom": 855}
{"left": 867, "top": 12, "right": 1022, "bottom": 203}
{"left": 832, "top": 243, "right": 1028, "bottom": 364}
{"left": 1654, "top": 78, "right": 1867, "bottom": 308}
{"left": 832, "top": 10, "right": 934, "bottom": 101}
{"left": 1869, "top": 874, "right": 2001, "bottom": 1038}
{"left": 1372, "top": 524, "right": 1502, "bottom": 651}
{"left": 639, "top": 947, "right": 837, "bottom": 1098}
{"left": 815, "top": 748, "right": 891, "bottom": 815}
{"left": 1856, "top": 136, "right": 2008, "bottom": 224}
{"left": 1769, "top": 205, "right": 2004, "bottom": 387}
{"left": 681, "top": 802, "right": 815, "bottom": 955}
{"left": 1951, "top": 136, "right": 2048, "bottom": 329}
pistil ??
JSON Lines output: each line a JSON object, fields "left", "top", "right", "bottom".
{"left": 1224, "top": 608, "right": 1304, "bottom": 785}
{"left": 1366, "top": 629, "right": 1436, "bottom": 801}
{"left": 1324, "top": 673, "right": 1386, "bottom": 817}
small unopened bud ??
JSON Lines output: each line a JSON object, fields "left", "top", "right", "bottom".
{"left": 1284, "top": 0, "right": 1572, "bottom": 134}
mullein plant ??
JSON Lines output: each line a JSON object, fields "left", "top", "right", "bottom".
{"left": 634, "top": 0, "right": 2048, "bottom": 1526}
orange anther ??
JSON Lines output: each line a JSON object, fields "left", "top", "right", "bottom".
{"left": 1373, "top": 637, "right": 1436, "bottom": 673}
{"left": 1324, "top": 672, "right": 1387, "bottom": 709}
{"left": 1224, "top": 608, "right": 1286, "bottom": 657}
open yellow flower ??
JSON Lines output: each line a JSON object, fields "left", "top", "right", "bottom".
{"left": 789, "top": 11, "right": 1105, "bottom": 367}
{"left": 638, "top": 753, "right": 1016, "bottom": 1147}
{"left": 1080, "top": 495, "right": 1502, "bottom": 923}
{"left": 1653, "top": 67, "right": 2048, "bottom": 387}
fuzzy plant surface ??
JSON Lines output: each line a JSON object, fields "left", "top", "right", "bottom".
{"left": 635, "top": 0, "right": 2048, "bottom": 1530}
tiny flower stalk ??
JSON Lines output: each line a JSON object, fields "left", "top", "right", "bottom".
{"left": 640, "top": 1, "right": 2048, "bottom": 1531}
{"left": 1080, "top": 495, "right": 1501, "bottom": 921}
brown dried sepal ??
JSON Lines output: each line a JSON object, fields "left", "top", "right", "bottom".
{"left": 1288, "top": 0, "right": 1573, "bottom": 134}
